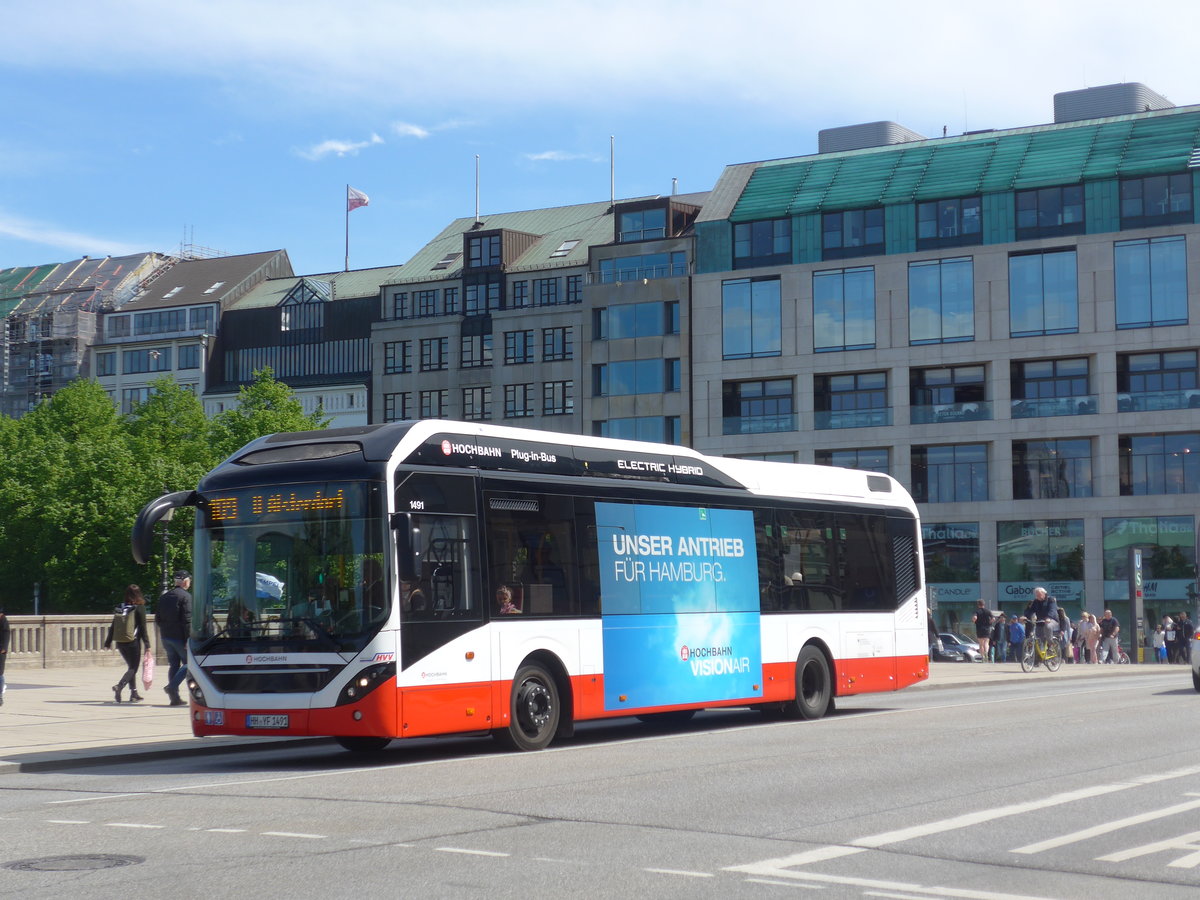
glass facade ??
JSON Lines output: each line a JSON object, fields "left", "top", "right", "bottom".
{"left": 1009, "top": 250, "right": 1078, "bottom": 337}
{"left": 908, "top": 257, "right": 973, "bottom": 344}
{"left": 997, "top": 519, "right": 1085, "bottom": 609}
{"left": 1012, "top": 438, "right": 1093, "bottom": 499}
{"left": 911, "top": 444, "right": 988, "bottom": 503}
{"left": 1114, "top": 236, "right": 1188, "bottom": 329}
{"left": 722, "top": 277, "right": 781, "bottom": 359}
{"left": 813, "top": 266, "right": 874, "bottom": 352}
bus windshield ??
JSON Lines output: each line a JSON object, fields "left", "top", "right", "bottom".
{"left": 191, "top": 481, "right": 387, "bottom": 652}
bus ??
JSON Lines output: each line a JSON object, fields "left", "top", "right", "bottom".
{"left": 132, "top": 420, "right": 928, "bottom": 752}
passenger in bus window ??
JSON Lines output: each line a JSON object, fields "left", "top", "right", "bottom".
{"left": 496, "top": 585, "right": 521, "bottom": 615}
{"left": 401, "top": 581, "right": 428, "bottom": 616}
{"left": 226, "top": 597, "right": 255, "bottom": 636}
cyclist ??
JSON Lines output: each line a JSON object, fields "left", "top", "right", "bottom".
{"left": 1022, "top": 586, "right": 1059, "bottom": 667}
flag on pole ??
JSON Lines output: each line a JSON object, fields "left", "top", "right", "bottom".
{"left": 347, "top": 186, "right": 369, "bottom": 212}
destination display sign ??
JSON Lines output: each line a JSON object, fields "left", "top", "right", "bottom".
{"left": 199, "top": 482, "right": 374, "bottom": 526}
{"left": 405, "top": 433, "right": 744, "bottom": 490}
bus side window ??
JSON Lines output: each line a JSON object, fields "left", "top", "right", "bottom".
{"left": 486, "top": 493, "right": 581, "bottom": 617}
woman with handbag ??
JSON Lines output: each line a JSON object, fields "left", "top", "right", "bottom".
{"left": 104, "top": 585, "right": 151, "bottom": 703}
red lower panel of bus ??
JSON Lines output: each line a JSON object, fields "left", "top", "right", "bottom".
{"left": 192, "top": 654, "right": 930, "bottom": 739}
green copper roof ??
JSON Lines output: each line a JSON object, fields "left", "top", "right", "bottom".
{"left": 731, "top": 108, "right": 1200, "bottom": 221}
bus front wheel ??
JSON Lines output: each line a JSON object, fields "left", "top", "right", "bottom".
{"left": 786, "top": 646, "right": 833, "bottom": 720}
{"left": 496, "top": 663, "right": 561, "bottom": 751}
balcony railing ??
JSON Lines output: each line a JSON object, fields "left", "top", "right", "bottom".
{"left": 814, "top": 408, "right": 893, "bottom": 430}
{"left": 1117, "top": 389, "right": 1200, "bottom": 412}
{"left": 1011, "top": 395, "right": 1098, "bottom": 418}
{"left": 723, "top": 413, "right": 797, "bottom": 435}
{"left": 910, "top": 401, "right": 993, "bottom": 425}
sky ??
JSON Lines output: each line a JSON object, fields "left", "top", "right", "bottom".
{"left": 2, "top": 0, "right": 1198, "bottom": 277}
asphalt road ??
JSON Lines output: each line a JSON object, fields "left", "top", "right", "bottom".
{"left": 1, "top": 669, "right": 1196, "bottom": 899}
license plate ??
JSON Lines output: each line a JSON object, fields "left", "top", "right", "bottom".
{"left": 246, "top": 714, "right": 289, "bottom": 729}
{"left": 204, "top": 710, "right": 225, "bottom": 726}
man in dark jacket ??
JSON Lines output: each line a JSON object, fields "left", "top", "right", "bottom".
{"left": 158, "top": 570, "right": 192, "bottom": 706}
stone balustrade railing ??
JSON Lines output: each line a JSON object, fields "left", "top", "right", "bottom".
{"left": 4, "top": 615, "right": 168, "bottom": 669}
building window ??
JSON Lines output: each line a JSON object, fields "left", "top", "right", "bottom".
{"left": 107, "top": 315, "right": 130, "bottom": 338}
{"left": 443, "top": 287, "right": 459, "bottom": 314}
{"left": 911, "top": 444, "right": 988, "bottom": 503}
{"left": 543, "top": 380, "right": 574, "bottom": 415}
{"left": 1011, "top": 357, "right": 1094, "bottom": 418}
{"left": 592, "top": 359, "right": 677, "bottom": 397}
{"left": 464, "top": 278, "right": 502, "bottom": 314}
{"left": 594, "top": 302, "right": 676, "bottom": 340}
{"left": 813, "top": 266, "right": 874, "bottom": 351}
{"left": 721, "top": 379, "right": 794, "bottom": 435}
{"left": 504, "top": 383, "right": 534, "bottom": 418}
{"left": 815, "top": 371, "right": 889, "bottom": 429}
{"left": 384, "top": 392, "right": 412, "bottom": 422}
{"left": 908, "top": 257, "right": 973, "bottom": 344}
{"left": 189, "top": 307, "right": 215, "bottom": 333}
{"left": 595, "top": 417, "right": 681, "bottom": 445}
{"left": 596, "top": 251, "right": 687, "bottom": 283}
{"left": 504, "top": 330, "right": 534, "bottom": 365}
{"left": 1015, "top": 186, "right": 1085, "bottom": 240}
{"left": 1103, "top": 517, "right": 1195, "bottom": 613}
{"left": 917, "top": 196, "right": 981, "bottom": 250}
{"left": 815, "top": 447, "right": 890, "bottom": 474}
{"left": 414, "top": 289, "right": 438, "bottom": 317}
{"left": 384, "top": 341, "right": 412, "bottom": 374}
{"left": 565, "top": 273, "right": 582, "bottom": 304}
{"left": 419, "top": 337, "right": 449, "bottom": 372}
{"left": 998, "top": 519, "right": 1083, "bottom": 595}
{"left": 1120, "top": 433, "right": 1200, "bottom": 495}
{"left": 822, "top": 208, "right": 884, "bottom": 260}
{"left": 1120, "top": 174, "right": 1193, "bottom": 229}
{"left": 910, "top": 365, "right": 988, "bottom": 424}
{"left": 1013, "top": 438, "right": 1093, "bottom": 499}
{"left": 419, "top": 389, "right": 447, "bottom": 418}
{"left": 1009, "top": 249, "right": 1078, "bottom": 337}
{"left": 733, "top": 218, "right": 791, "bottom": 268}
{"left": 95, "top": 351, "right": 116, "bottom": 376}
{"left": 550, "top": 239, "right": 580, "bottom": 258}
{"left": 121, "top": 386, "right": 152, "bottom": 414}
{"left": 511, "top": 280, "right": 529, "bottom": 308}
{"left": 133, "top": 309, "right": 188, "bottom": 336}
{"left": 1114, "top": 236, "right": 1188, "bottom": 329}
{"left": 460, "top": 334, "right": 493, "bottom": 369}
{"left": 534, "top": 277, "right": 560, "bottom": 306}
{"left": 390, "top": 291, "right": 408, "bottom": 319}
{"left": 542, "top": 326, "right": 573, "bottom": 361}
{"left": 178, "top": 344, "right": 200, "bottom": 370}
{"left": 122, "top": 348, "right": 172, "bottom": 374}
{"left": 462, "top": 386, "right": 492, "bottom": 421}
{"left": 467, "top": 234, "right": 501, "bottom": 267}
{"left": 722, "top": 277, "right": 781, "bottom": 359}
{"left": 618, "top": 207, "right": 666, "bottom": 242}
{"left": 1117, "top": 350, "right": 1199, "bottom": 412}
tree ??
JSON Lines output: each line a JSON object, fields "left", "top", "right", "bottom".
{"left": 206, "top": 367, "right": 329, "bottom": 461}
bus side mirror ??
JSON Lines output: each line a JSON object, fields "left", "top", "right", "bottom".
{"left": 390, "top": 512, "right": 418, "bottom": 582}
{"left": 131, "top": 490, "right": 197, "bottom": 565}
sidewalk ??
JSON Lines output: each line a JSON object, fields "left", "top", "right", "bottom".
{"left": 0, "top": 659, "right": 1182, "bottom": 774}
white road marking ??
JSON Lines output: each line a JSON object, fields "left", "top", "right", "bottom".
{"left": 105, "top": 822, "right": 165, "bottom": 829}
{"left": 1096, "top": 830, "right": 1200, "bottom": 868}
{"left": 206, "top": 828, "right": 247, "bottom": 833}
{"left": 744, "top": 879, "right": 826, "bottom": 890}
{"left": 436, "top": 847, "right": 509, "bottom": 857}
{"left": 1012, "top": 797, "right": 1200, "bottom": 854}
{"left": 644, "top": 868, "right": 713, "bottom": 878}
{"left": 45, "top": 819, "right": 89, "bottom": 824}
{"left": 741, "top": 868, "right": 1055, "bottom": 899}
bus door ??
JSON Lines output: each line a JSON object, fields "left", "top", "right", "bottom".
{"left": 393, "top": 475, "right": 491, "bottom": 737}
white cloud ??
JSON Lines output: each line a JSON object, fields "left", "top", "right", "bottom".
{"left": 0, "top": 211, "right": 144, "bottom": 258}
{"left": 297, "top": 133, "right": 384, "bottom": 161}
{"left": 392, "top": 121, "right": 431, "bottom": 139}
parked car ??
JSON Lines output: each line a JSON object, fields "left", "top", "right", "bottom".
{"left": 939, "top": 632, "right": 984, "bottom": 662}
{"left": 930, "top": 640, "right": 965, "bottom": 662}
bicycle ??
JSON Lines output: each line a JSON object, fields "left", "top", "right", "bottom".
{"left": 1019, "top": 619, "right": 1063, "bottom": 672}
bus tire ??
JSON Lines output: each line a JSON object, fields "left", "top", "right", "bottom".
{"left": 787, "top": 646, "right": 832, "bottom": 720}
{"left": 335, "top": 736, "right": 392, "bottom": 752}
{"left": 496, "top": 663, "right": 560, "bottom": 752}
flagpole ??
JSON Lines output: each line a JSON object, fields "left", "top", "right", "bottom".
{"left": 344, "top": 184, "right": 350, "bottom": 272}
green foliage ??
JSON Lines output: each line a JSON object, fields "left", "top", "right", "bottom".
{"left": 0, "top": 370, "right": 327, "bottom": 613}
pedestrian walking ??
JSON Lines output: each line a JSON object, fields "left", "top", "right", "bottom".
{"left": 157, "top": 570, "right": 192, "bottom": 706}
{"left": 1057, "top": 607, "right": 1073, "bottom": 663}
{"left": 1098, "top": 609, "right": 1120, "bottom": 664}
{"left": 991, "top": 613, "right": 1008, "bottom": 663}
{"left": 1007, "top": 616, "right": 1025, "bottom": 663}
{"left": 1080, "top": 612, "right": 1101, "bottom": 663}
{"left": 104, "top": 585, "right": 151, "bottom": 702}
{"left": 1153, "top": 624, "right": 1167, "bottom": 663}
{"left": 972, "top": 599, "right": 993, "bottom": 662}
{"left": 1179, "top": 613, "right": 1193, "bottom": 664}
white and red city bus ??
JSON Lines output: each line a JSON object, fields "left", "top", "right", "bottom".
{"left": 132, "top": 420, "right": 928, "bottom": 752}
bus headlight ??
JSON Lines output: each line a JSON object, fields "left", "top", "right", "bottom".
{"left": 187, "top": 677, "right": 208, "bottom": 708}
{"left": 336, "top": 662, "right": 396, "bottom": 706}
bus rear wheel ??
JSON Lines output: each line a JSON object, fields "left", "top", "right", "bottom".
{"left": 496, "top": 663, "right": 560, "bottom": 751}
{"left": 786, "top": 646, "right": 832, "bottom": 720}
{"left": 335, "top": 736, "right": 392, "bottom": 752}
